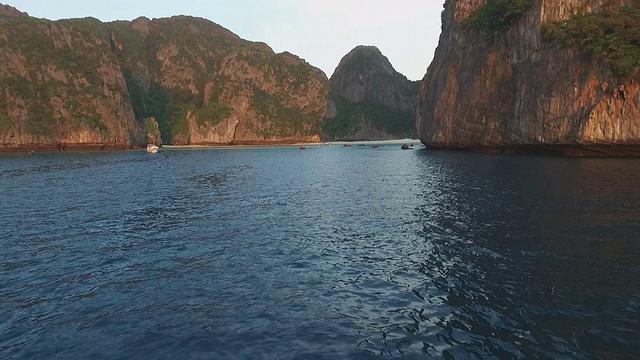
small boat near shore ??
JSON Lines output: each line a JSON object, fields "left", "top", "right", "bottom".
{"left": 299, "top": 146, "right": 306, "bottom": 150}
{"left": 147, "top": 144, "right": 159, "bottom": 153}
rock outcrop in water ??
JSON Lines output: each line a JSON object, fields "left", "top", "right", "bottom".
{"left": 418, "top": 0, "right": 640, "bottom": 156}
{"left": 0, "top": 5, "right": 328, "bottom": 151}
{"left": 324, "top": 46, "right": 419, "bottom": 141}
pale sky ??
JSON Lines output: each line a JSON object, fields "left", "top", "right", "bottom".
{"left": 5, "top": 0, "right": 444, "bottom": 80}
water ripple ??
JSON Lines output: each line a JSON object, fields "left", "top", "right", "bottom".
{"left": 1, "top": 148, "right": 639, "bottom": 359}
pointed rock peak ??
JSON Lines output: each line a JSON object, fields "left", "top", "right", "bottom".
{"left": 0, "top": 3, "right": 27, "bottom": 17}
{"left": 333, "top": 45, "right": 396, "bottom": 79}
{"left": 346, "top": 45, "right": 385, "bottom": 58}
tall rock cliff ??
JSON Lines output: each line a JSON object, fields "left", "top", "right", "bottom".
{"left": 0, "top": 5, "right": 328, "bottom": 151}
{"left": 0, "top": 7, "right": 147, "bottom": 151}
{"left": 418, "top": 0, "right": 640, "bottom": 156}
{"left": 110, "top": 16, "right": 328, "bottom": 145}
{"left": 324, "top": 46, "right": 419, "bottom": 141}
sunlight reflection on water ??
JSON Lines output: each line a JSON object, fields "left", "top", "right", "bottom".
{"left": 1, "top": 147, "right": 639, "bottom": 359}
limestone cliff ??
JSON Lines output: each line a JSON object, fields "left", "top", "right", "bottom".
{"left": 0, "top": 6, "right": 328, "bottom": 151}
{"left": 418, "top": 0, "right": 640, "bottom": 156}
{"left": 324, "top": 46, "right": 419, "bottom": 141}
{"left": 110, "top": 17, "right": 328, "bottom": 145}
{"left": 0, "top": 10, "right": 146, "bottom": 151}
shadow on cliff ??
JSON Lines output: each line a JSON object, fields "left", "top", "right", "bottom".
{"left": 123, "top": 69, "right": 199, "bottom": 145}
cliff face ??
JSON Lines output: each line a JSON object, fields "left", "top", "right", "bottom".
{"left": 111, "top": 17, "right": 327, "bottom": 145}
{"left": 0, "top": 6, "right": 328, "bottom": 150}
{"left": 324, "top": 46, "right": 419, "bottom": 141}
{"left": 418, "top": 0, "right": 640, "bottom": 156}
{"left": 0, "top": 10, "right": 145, "bottom": 150}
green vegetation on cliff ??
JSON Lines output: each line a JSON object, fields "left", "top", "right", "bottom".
{"left": 0, "top": 75, "right": 107, "bottom": 136}
{"left": 195, "top": 102, "right": 233, "bottom": 127}
{"left": 0, "top": 16, "right": 108, "bottom": 86}
{"left": 143, "top": 117, "right": 157, "bottom": 133}
{"left": 108, "top": 21, "right": 149, "bottom": 70}
{"left": 1, "top": 76, "right": 52, "bottom": 136}
{"left": 340, "top": 49, "right": 370, "bottom": 74}
{"left": 462, "top": 0, "right": 533, "bottom": 33}
{"left": 324, "top": 94, "right": 416, "bottom": 140}
{"left": 0, "top": 93, "right": 13, "bottom": 132}
{"left": 233, "top": 46, "right": 319, "bottom": 88}
{"left": 251, "top": 88, "right": 322, "bottom": 136}
{"left": 542, "top": 4, "right": 640, "bottom": 77}
{"left": 124, "top": 78, "right": 193, "bottom": 144}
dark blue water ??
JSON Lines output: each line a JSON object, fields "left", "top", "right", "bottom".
{"left": 1, "top": 146, "right": 639, "bottom": 359}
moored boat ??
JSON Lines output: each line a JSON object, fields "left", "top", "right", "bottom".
{"left": 147, "top": 144, "right": 159, "bottom": 153}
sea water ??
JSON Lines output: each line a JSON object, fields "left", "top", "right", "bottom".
{"left": 1, "top": 146, "right": 639, "bottom": 359}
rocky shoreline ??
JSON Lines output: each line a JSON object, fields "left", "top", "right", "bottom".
{"left": 0, "top": 141, "right": 326, "bottom": 153}
{"left": 0, "top": 139, "right": 427, "bottom": 153}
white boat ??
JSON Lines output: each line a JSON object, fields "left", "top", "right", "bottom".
{"left": 146, "top": 144, "right": 159, "bottom": 153}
